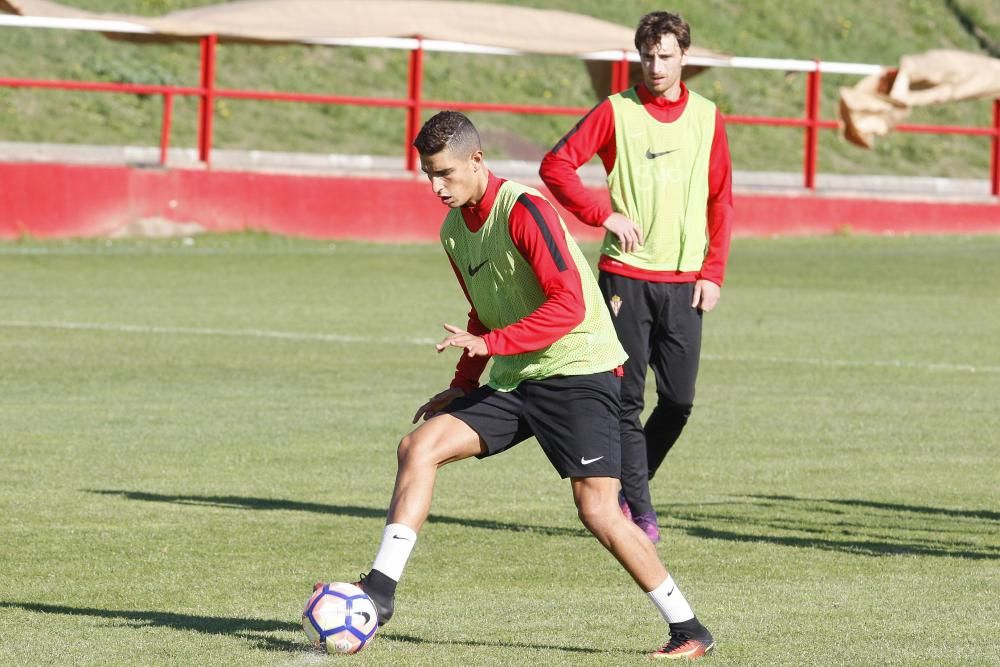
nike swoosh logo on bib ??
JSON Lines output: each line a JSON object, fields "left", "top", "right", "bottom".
{"left": 645, "top": 148, "right": 678, "bottom": 159}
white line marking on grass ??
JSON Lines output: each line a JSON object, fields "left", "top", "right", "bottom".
{"left": 0, "top": 247, "right": 341, "bottom": 256}
{"left": 702, "top": 353, "right": 999, "bottom": 374}
{"left": 0, "top": 320, "right": 436, "bottom": 346}
{"left": 0, "top": 245, "right": 434, "bottom": 256}
{"left": 2, "top": 320, "right": 996, "bottom": 374}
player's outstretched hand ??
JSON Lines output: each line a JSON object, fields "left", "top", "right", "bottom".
{"left": 436, "top": 323, "right": 488, "bottom": 358}
{"left": 692, "top": 279, "right": 721, "bottom": 312}
{"left": 602, "top": 213, "right": 644, "bottom": 254}
{"left": 412, "top": 387, "right": 465, "bottom": 423}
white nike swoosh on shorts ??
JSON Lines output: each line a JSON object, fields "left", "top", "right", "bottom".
{"left": 580, "top": 456, "right": 604, "bottom": 465}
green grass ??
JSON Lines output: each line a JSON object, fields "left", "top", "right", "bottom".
{"left": 1, "top": 0, "right": 998, "bottom": 178}
{"left": 0, "top": 232, "right": 998, "bottom": 666}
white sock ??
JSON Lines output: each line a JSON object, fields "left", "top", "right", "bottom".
{"left": 647, "top": 574, "right": 695, "bottom": 624}
{"left": 371, "top": 523, "right": 417, "bottom": 582}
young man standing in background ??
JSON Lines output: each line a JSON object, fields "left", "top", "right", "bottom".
{"left": 541, "top": 11, "right": 734, "bottom": 544}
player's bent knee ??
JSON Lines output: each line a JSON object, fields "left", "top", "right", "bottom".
{"left": 396, "top": 432, "right": 438, "bottom": 468}
{"left": 574, "top": 497, "right": 613, "bottom": 534}
{"left": 654, "top": 398, "right": 693, "bottom": 419}
{"left": 397, "top": 428, "right": 472, "bottom": 469}
{"left": 576, "top": 504, "right": 600, "bottom": 532}
{"left": 396, "top": 433, "right": 416, "bottom": 466}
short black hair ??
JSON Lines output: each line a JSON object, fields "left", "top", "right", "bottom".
{"left": 634, "top": 11, "right": 691, "bottom": 52}
{"left": 413, "top": 111, "right": 482, "bottom": 156}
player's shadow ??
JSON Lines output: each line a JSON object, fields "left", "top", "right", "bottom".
{"left": 665, "top": 494, "right": 1000, "bottom": 560}
{"left": 381, "top": 631, "right": 641, "bottom": 657}
{"left": 88, "top": 489, "right": 589, "bottom": 538}
{"left": 1, "top": 601, "right": 637, "bottom": 658}
{"left": 0, "top": 601, "right": 300, "bottom": 652}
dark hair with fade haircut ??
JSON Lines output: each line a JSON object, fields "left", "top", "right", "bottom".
{"left": 634, "top": 11, "right": 691, "bottom": 52}
{"left": 413, "top": 110, "right": 482, "bottom": 156}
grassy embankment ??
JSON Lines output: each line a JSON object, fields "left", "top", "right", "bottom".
{"left": 0, "top": 0, "right": 998, "bottom": 178}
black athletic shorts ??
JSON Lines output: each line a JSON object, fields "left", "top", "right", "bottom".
{"left": 442, "top": 371, "right": 622, "bottom": 479}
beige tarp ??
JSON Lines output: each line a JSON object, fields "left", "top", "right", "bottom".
{"left": 3, "top": 0, "right": 639, "bottom": 51}
{"left": 2, "top": 0, "right": 726, "bottom": 97}
{"left": 839, "top": 49, "right": 1000, "bottom": 149}
{"left": 0, "top": 0, "right": 719, "bottom": 55}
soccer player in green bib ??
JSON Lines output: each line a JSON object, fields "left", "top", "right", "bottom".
{"left": 541, "top": 12, "right": 734, "bottom": 549}
{"left": 316, "top": 111, "right": 714, "bottom": 660}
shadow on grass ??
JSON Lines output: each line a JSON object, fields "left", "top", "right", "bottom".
{"left": 0, "top": 601, "right": 301, "bottom": 652}
{"left": 753, "top": 495, "right": 1000, "bottom": 523}
{"left": 665, "top": 494, "right": 1000, "bottom": 560}
{"left": 88, "top": 490, "right": 998, "bottom": 560}
{"left": 1, "top": 600, "right": 638, "bottom": 658}
{"left": 87, "top": 489, "right": 588, "bottom": 538}
{"left": 0, "top": 602, "right": 635, "bottom": 658}
{"left": 381, "top": 631, "right": 635, "bottom": 656}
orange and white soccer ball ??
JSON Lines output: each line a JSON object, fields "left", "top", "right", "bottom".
{"left": 302, "top": 582, "right": 378, "bottom": 654}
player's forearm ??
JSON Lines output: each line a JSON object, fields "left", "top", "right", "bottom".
{"left": 700, "top": 111, "right": 734, "bottom": 286}
{"left": 449, "top": 311, "right": 491, "bottom": 391}
{"left": 539, "top": 154, "right": 611, "bottom": 227}
{"left": 483, "top": 287, "right": 585, "bottom": 356}
{"left": 450, "top": 354, "right": 489, "bottom": 393}
{"left": 699, "top": 204, "right": 733, "bottom": 286}
{"left": 540, "top": 100, "right": 616, "bottom": 227}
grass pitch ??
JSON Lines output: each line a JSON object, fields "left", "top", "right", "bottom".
{"left": 1, "top": 233, "right": 998, "bottom": 666}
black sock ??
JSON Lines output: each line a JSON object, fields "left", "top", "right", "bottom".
{"left": 669, "top": 617, "right": 704, "bottom": 636}
{"left": 366, "top": 568, "right": 398, "bottom": 600}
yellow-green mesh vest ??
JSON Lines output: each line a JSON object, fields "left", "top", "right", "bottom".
{"left": 604, "top": 88, "right": 715, "bottom": 272}
{"left": 440, "top": 180, "right": 627, "bottom": 391}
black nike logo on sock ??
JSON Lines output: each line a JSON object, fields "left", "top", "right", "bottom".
{"left": 392, "top": 534, "right": 411, "bottom": 541}
{"left": 468, "top": 259, "right": 489, "bottom": 276}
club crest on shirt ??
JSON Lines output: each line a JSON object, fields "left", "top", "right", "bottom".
{"left": 609, "top": 294, "right": 623, "bottom": 317}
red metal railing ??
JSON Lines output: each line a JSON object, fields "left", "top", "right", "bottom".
{"left": 197, "top": 33, "right": 217, "bottom": 165}
{"left": 804, "top": 63, "right": 822, "bottom": 191}
{"left": 1, "top": 34, "right": 998, "bottom": 196}
{"left": 404, "top": 37, "right": 424, "bottom": 173}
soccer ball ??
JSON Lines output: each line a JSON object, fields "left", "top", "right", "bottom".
{"left": 302, "top": 582, "right": 379, "bottom": 654}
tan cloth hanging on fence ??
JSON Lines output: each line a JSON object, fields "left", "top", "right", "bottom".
{"left": 839, "top": 49, "right": 1000, "bottom": 149}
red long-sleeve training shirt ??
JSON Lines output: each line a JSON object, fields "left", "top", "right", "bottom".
{"left": 539, "top": 82, "right": 734, "bottom": 286}
{"left": 448, "top": 171, "right": 587, "bottom": 393}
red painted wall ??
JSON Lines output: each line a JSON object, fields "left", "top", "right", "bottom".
{"left": 1, "top": 162, "right": 997, "bottom": 240}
